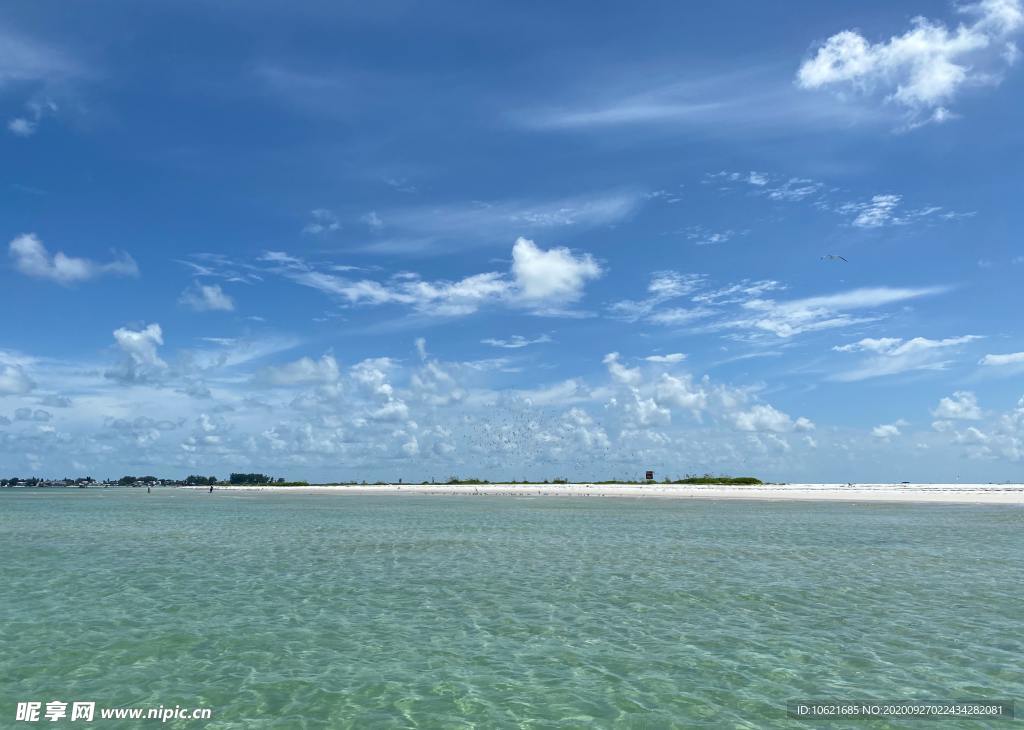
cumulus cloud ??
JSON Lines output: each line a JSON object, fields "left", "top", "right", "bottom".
{"left": 655, "top": 372, "right": 708, "bottom": 413}
{"left": 832, "top": 335, "right": 981, "bottom": 381}
{"left": 872, "top": 420, "right": 907, "bottom": 440}
{"left": 732, "top": 404, "right": 814, "bottom": 433}
{"left": 9, "top": 233, "right": 138, "bottom": 284}
{"left": 797, "top": 0, "right": 1024, "bottom": 126}
{"left": 106, "top": 324, "right": 167, "bottom": 383}
{"left": 262, "top": 354, "right": 340, "bottom": 386}
{"left": 933, "top": 390, "right": 983, "bottom": 420}
{"left": 603, "top": 352, "right": 643, "bottom": 386}
{"left": 180, "top": 283, "right": 235, "bottom": 312}
{"left": 645, "top": 353, "right": 687, "bottom": 363}
{"left": 14, "top": 407, "right": 51, "bottom": 422}
{"left": 509, "top": 236, "right": 602, "bottom": 306}
{"left": 0, "top": 364, "right": 35, "bottom": 396}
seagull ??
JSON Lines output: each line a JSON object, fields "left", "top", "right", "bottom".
{"left": 821, "top": 254, "right": 848, "bottom": 262}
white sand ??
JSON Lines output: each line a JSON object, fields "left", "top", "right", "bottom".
{"left": 187, "top": 483, "right": 1024, "bottom": 504}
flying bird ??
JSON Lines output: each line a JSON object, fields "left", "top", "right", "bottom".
{"left": 821, "top": 254, "right": 848, "bottom": 262}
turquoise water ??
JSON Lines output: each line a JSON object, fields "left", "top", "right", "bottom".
{"left": 1, "top": 489, "right": 1022, "bottom": 728}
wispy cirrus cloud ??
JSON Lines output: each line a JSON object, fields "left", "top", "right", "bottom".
{"left": 355, "top": 190, "right": 642, "bottom": 254}
{"left": 482, "top": 335, "right": 553, "bottom": 349}
{"left": 727, "top": 288, "right": 948, "bottom": 339}
{"left": 260, "top": 237, "right": 601, "bottom": 317}
{"left": 179, "top": 283, "right": 235, "bottom": 312}
{"left": 610, "top": 270, "right": 943, "bottom": 343}
{"left": 832, "top": 335, "right": 981, "bottom": 381}
{"left": 514, "top": 67, "right": 884, "bottom": 134}
{"left": 704, "top": 170, "right": 973, "bottom": 227}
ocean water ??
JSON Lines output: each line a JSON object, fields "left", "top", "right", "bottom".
{"left": 1, "top": 489, "right": 1021, "bottom": 728}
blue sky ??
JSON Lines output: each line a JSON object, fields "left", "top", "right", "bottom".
{"left": 2, "top": 0, "right": 1024, "bottom": 482}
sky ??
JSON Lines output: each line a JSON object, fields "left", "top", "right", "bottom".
{"left": 2, "top": 0, "right": 1024, "bottom": 482}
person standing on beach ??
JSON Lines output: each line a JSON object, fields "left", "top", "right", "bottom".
{"left": 209, "top": 485, "right": 214, "bottom": 493}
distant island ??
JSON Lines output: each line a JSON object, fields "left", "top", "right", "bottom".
{"left": 1, "top": 473, "right": 761, "bottom": 488}
{"left": 1, "top": 473, "right": 310, "bottom": 488}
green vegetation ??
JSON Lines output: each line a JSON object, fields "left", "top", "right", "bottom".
{"left": 228, "top": 473, "right": 273, "bottom": 485}
{"left": 185, "top": 475, "right": 218, "bottom": 486}
{"left": 668, "top": 476, "right": 762, "bottom": 485}
{"left": 446, "top": 476, "right": 490, "bottom": 485}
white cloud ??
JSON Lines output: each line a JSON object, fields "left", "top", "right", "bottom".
{"left": 797, "top": 0, "right": 1024, "bottom": 126}
{"left": 0, "top": 364, "right": 35, "bottom": 396}
{"left": 509, "top": 236, "right": 601, "bottom": 306}
{"left": 482, "top": 334, "right": 552, "bottom": 349}
{"left": 181, "top": 282, "right": 236, "bottom": 311}
{"left": 611, "top": 271, "right": 946, "bottom": 342}
{"left": 872, "top": 421, "right": 907, "bottom": 440}
{"left": 980, "top": 351, "right": 1024, "bottom": 366}
{"left": 732, "top": 404, "right": 813, "bottom": 433}
{"left": 835, "top": 194, "right": 965, "bottom": 228}
{"left": 179, "top": 283, "right": 235, "bottom": 312}
{"left": 655, "top": 372, "right": 708, "bottom": 413}
{"left": 933, "top": 390, "right": 983, "bottom": 420}
{"left": 841, "top": 194, "right": 903, "bottom": 227}
{"left": 9, "top": 233, "right": 138, "bottom": 284}
{"left": 608, "top": 271, "right": 707, "bottom": 322}
{"left": 603, "top": 352, "right": 643, "bottom": 386}
{"left": 6, "top": 97, "right": 58, "bottom": 138}
{"left": 833, "top": 335, "right": 980, "bottom": 381}
{"left": 264, "top": 238, "right": 601, "bottom": 317}
{"left": 0, "top": 28, "right": 83, "bottom": 85}
{"left": 107, "top": 324, "right": 167, "bottom": 383}
{"left": 262, "top": 354, "right": 340, "bottom": 386}
{"left": 7, "top": 117, "right": 35, "bottom": 137}
{"left": 706, "top": 171, "right": 826, "bottom": 202}
{"left": 302, "top": 208, "right": 340, "bottom": 234}
{"left": 362, "top": 211, "right": 383, "bottom": 229}
{"left": 357, "top": 191, "right": 640, "bottom": 253}
{"left": 645, "top": 353, "right": 687, "bottom": 363}
{"left": 685, "top": 227, "right": 746, "bottom": 246}
{"left": 731, "top": 286, "right": 945, "bottom": 338}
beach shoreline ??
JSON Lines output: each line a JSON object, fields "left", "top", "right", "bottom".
{"left": 181, "top": 483, "right": 1024, "bottom": 504}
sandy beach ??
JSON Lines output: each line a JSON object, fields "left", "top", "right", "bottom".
{"left": 186, "top": 483, "right": 1024, "bottom": 504}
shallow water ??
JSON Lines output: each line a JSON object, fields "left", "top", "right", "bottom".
{"left": 2, "top": 489, "right": 1022, "bottom": 728}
